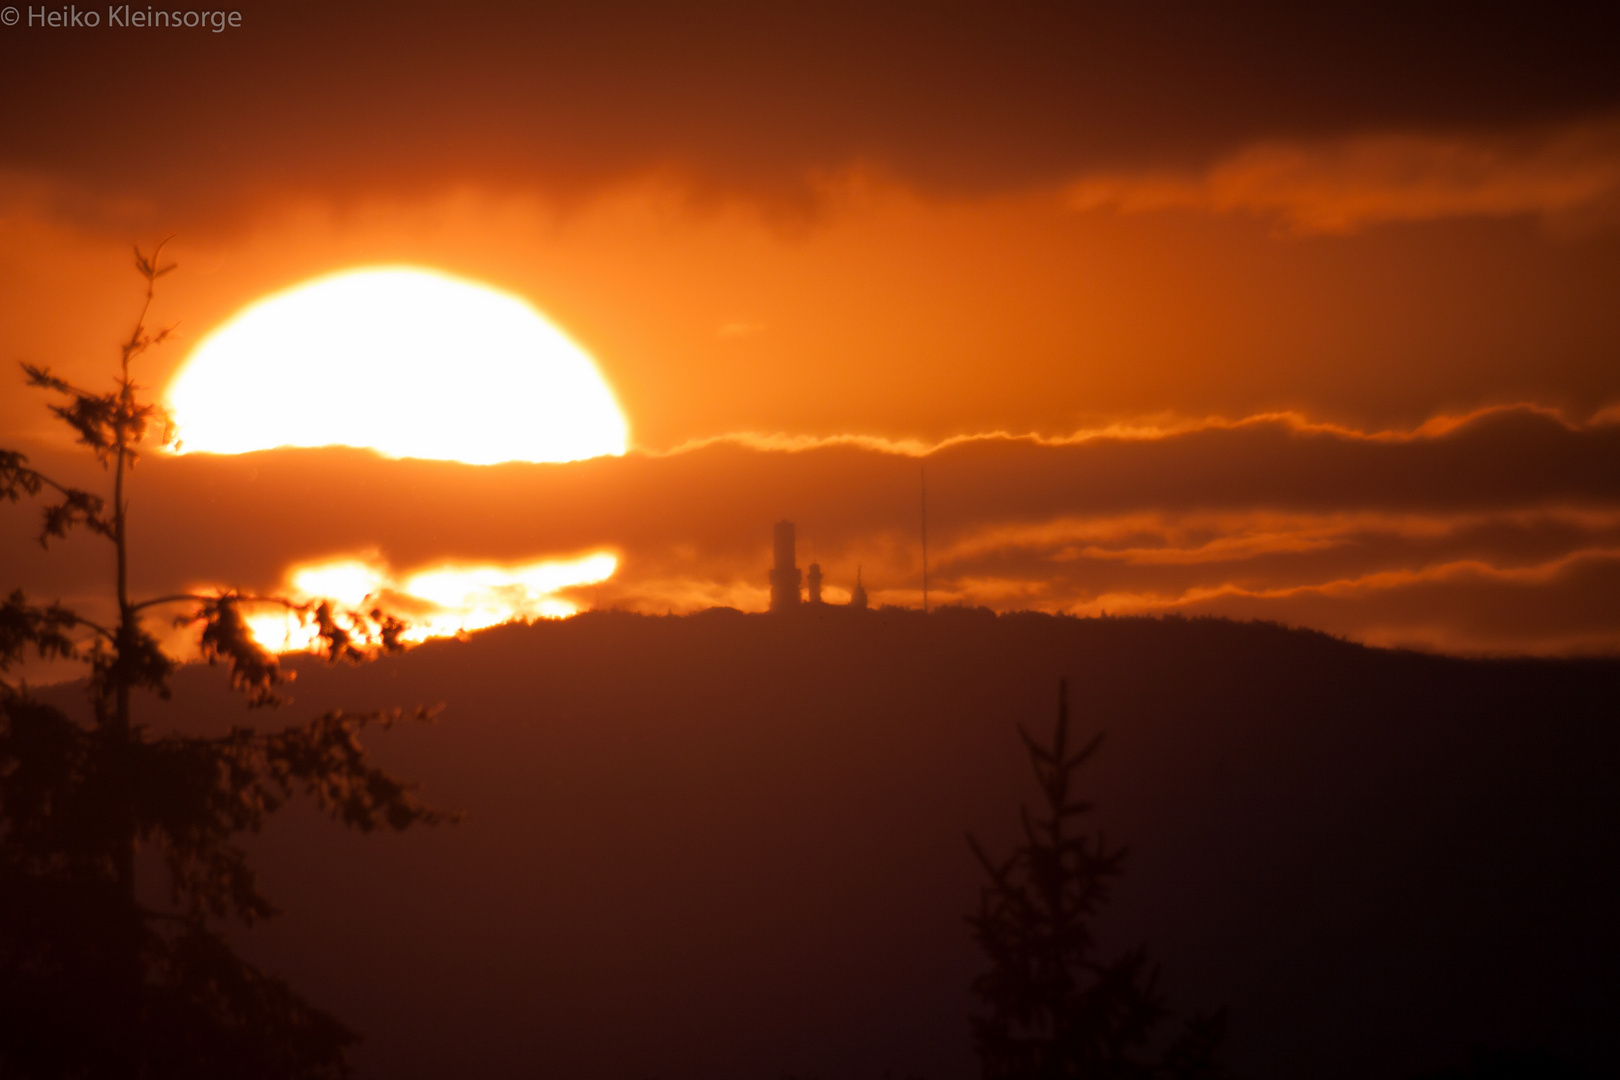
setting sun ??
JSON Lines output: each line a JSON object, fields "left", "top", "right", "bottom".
{"left": 165, "top": 267, "right": 628, "bottom": 464}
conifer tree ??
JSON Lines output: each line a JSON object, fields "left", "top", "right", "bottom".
{"left": 968, "top": 680, "right": 1227, "bottom": 1080}
{"left": 0, "top": 245, "right": 453, "bottom": 1079}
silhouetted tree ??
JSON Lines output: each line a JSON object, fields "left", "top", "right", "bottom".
{"left": 0, "top": 245, "right": 453, "bottom": 1079}
{"left": 968, "top": 680, "right": 1226, "bottom": 1080}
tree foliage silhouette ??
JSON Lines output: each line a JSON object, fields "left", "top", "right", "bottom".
{"left": 968, "top": 681, "right": 1227, "bottom": 1080}
{"left": 0, "top": 246, "right": 454, "bottom": 1079}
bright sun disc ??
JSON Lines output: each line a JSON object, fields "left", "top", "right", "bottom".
{"left": 166, "top": 267, "right": 628, "bottom": 464}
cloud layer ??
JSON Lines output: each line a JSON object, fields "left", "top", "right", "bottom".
{"left": 4, "top": 2, "right": 1619, "bottom": 225}
{"left": 6, "top": 405, "right": 1618, "bottom": 657}
{"left": 1069, "top": 119, "right": 1620, "bottom": 234}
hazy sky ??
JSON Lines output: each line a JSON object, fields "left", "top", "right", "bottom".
{"left": 3, "top": 2, "right": 1619, "bottom": 654}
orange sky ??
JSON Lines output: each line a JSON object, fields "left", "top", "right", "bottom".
{"left": 3, "top": 3, "right": 1619, "bottom": 656}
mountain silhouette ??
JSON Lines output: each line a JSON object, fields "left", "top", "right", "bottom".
{"left": 51, "top": 608, "right": 1618, "bottom": 1080}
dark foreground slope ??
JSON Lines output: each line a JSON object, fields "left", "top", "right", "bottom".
{"left": 135, "top": 610, "right": 1620, "bottom": 1080}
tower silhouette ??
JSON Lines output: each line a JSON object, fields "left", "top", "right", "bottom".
{"left": 850, "top": 567, "right": 869, "bottom": 610}
{"left": 769, "top": 521, "right": 802, "bottom": 611}
{"left": 807, "top": 561, "right": 824, "bottom": 604}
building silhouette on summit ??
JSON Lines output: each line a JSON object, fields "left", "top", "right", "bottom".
{"left": 768, "top": 522, "right": 867, "bottom": 611}
{"left": 769, "top": 521, "right": 802, "bottom": 612}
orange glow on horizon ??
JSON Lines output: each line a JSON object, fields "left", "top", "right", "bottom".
{"left": 244, "top": 551, "right": 619, "bottom": 653}
{"left": 164, "top": 267, "right": 630, "bottom": 465}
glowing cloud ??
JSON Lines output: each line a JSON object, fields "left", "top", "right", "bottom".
{"left": 166, "top": 266, "right": 629, "bottom": 465}
{"left": 245, "top": 551, "right": 618, "bottom": 653}
{"left": 1066, "top": 119, "right": 1620, "bottom": 234}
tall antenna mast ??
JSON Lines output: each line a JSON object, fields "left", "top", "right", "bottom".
{"left": 921, "top": 464, "right": 929, "bottom": 614}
